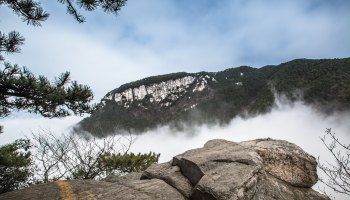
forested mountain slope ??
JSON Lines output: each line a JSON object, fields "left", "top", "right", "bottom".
{"left": 77, "top": 58, "right": 350, "bottom": 136}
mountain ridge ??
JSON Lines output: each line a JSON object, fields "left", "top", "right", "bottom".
{"left": 77, "top": 58, "right": 350, "bottom": 136}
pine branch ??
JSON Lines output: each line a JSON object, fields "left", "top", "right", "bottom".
{"left": 0, "top": 62, "right": 94, "bottom": 117}
{"left": 99, "top": 0, "right": 127, "bottom": 14}
{"left": 0, "top": 0, "right": 128, "bottom": 126}
{"left": 77, "top": 0, "right": 98, "bottom": 11}
{"left": 58, "top": 0, "right": 85, "bottom": 23}
{"left": 57, "top": 0, "right": 127, "bottom": 23}
{"left": 1, "top": 0, "right": 49, "bottom": 26}
{"left": 0, "top": 31, "right": 25, "bottom": 61}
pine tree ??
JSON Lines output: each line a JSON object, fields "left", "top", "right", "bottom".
{"left": 0, "top": 139, "right": 32, "bottom": 193}
{"left": 0, "top": 0, "right": 127, "bottom": 132}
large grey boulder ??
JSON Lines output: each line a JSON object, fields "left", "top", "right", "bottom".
{"left": 0, "top": 138, "right": 329, "bottom": 200}
{"left": 252, "top": 172, "right": 329, "bottom": 200}
{"left": 240, "top": 138, "right": 318, "bottom": 187}
{"left": 142, "top": 138, "right": 328, "bottom": 200}
{"left": 171, "top": 139, "right": 262, "bottom": 199}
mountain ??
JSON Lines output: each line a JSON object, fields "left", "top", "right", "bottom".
{"left": 77, "top": 58, "right": 350, "bottom": 136}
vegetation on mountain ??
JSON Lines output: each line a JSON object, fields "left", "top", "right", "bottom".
{"left": 272, "top": 58, "right": 350, "bottom": 111}
{"left": 79, "top": 58, "right": 350, "bottom": 136}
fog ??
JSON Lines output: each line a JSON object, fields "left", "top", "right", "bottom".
{"left": 130, "top": 99, "right": 350, "bottom": 163}
{"left": 1, "top": 99, "right": 349, "bottom": 199}
{"left": 129, "top": 99, "right": 350, "bottom": 199}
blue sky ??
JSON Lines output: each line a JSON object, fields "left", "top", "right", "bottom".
{"left": 1, "top": 0, "right": 350, "bottom": 100}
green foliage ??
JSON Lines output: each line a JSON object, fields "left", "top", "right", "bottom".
{"left": 272, "top": 58, "right": 350, "bottom": 110}
{"left": 99, "top": 152, "right": 160, "bottom": 174}
{"left": 0, "top": 63, "right": 94, "bottom": 117}
{"left": 70, "top": 151, "right": 159, "bottom": 179}
{"left": 0, "top": 139, "right": 32, "bottom": 194}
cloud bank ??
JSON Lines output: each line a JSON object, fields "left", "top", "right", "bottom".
{"left": 128, "top": 99, "right": 350, "bottom": 200}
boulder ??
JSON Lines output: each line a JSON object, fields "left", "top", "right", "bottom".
{"left": 65, "top": 179, "right": 185, "bottom": 200}
{"left": 240, "top": 138, "right": 318, "bottom": 187}
{"left": 141, "top": 162, "right": 193, "bottom": 198}
{"left": 103, "top": 172, "right": 142, "bottom": 183}
{"left": 171, "top": 139, "right": 262, "bottom": 199}
{"left": 144, "top": 138, "right": 327, "bottom": 200}
{"left": 0, "top": 138, "right": 329, "bottom": 200}
{"left": 251, "top": 172, "right": 330, "bottom": 200}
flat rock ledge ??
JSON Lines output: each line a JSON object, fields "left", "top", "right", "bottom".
{"left": 0, "top": 138, "right": 329, "bottom": 200}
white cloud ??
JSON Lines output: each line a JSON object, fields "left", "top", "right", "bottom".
{"left": 0, "top": 115, "right": 82, "bottom": 145}
{"left": 1, "top": 0, "right": 349, "bottom": 100}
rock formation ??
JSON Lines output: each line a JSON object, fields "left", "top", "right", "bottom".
{"left": 0, "top": 138, "right": 330, "bottom": 200}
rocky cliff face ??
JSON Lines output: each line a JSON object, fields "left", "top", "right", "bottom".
{"left": 103, "top": 75, "right": 214, "bottom": 108}
{"left": 0, "top": 138, "right": 329, "bottom": 200}
{"left": 77, "top": 58, "right": 350, "bottom": 136}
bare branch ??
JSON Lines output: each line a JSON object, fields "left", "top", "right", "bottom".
{"left": 318, "top": 129, "right": 350, "bottom": 196}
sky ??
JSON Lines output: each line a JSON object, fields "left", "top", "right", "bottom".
{"left": 1, "top": 0, "right": 350, "bottom": 100}
{"left": 1, "top": 1, "right": 350, "bottom": 198}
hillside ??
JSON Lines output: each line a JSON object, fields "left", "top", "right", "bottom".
{"left": 77, "top": 58, "right": 350, "bottom": 136}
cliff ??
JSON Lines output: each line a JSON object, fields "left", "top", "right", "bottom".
{"left": 0, "top": 138, "right": 329, "bottom": 200}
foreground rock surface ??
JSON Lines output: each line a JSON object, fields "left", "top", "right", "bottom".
{"left": 0, "top": 138, "right": 329, "bottom": 200}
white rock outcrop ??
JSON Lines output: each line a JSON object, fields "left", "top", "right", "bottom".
{"left": 104, "top": 75, "right": 213, "bottom": 108}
